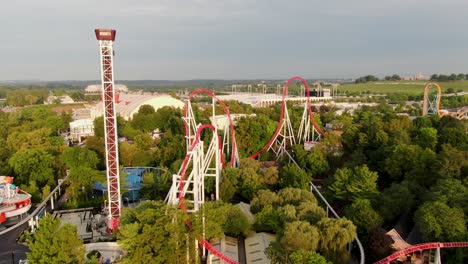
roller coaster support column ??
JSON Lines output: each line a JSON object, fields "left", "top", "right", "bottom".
{"left": 95, "top": 29, "right": 121, "bottom": 232}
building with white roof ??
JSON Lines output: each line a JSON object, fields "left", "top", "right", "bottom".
{"left": 90, "top": 93, "right": 184, "bottom": 120}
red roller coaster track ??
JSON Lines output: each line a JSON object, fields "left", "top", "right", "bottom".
{"left": 374, "top": 242, "right": 468, "bottom": 264}
{"left": 185, "top": 89, "right": 238, "bottom": 167}
{"left": 177, "top": 124, "right": 238, "bottom": 264}
{"left": 249, "top": 75, "right": 324, "bottom": 159}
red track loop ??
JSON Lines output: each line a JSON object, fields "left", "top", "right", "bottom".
{"left": 186, "top": 89, "right": 238, "bottom": 167}
{"left": 249, "top": 76, "right": 324, "bottom": 159}
{"left": 374, "top": 242, "right": 468, "bottom": 264}
{"left": 177, "top": 124, "right": 238, "bottom": 264}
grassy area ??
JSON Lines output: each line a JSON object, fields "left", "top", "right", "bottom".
{"left": 340, "top": 80, "right": 468, "bottom": 96}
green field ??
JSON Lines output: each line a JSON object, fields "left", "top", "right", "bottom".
{"left": 340, "top": 80, "right": 468, "bottom": 95}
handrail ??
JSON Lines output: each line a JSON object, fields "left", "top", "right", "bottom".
{"left": 310, "top": 183, "right": 365, "bottom": 264}
{"left": 0, "top": 173, "right": 69, "bottom": 236}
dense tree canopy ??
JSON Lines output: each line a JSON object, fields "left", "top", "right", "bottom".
{"left": 26, "top": 215, "right": 85, "bottom": 264}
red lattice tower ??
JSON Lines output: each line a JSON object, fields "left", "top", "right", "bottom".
{"left": 95, "top": 29, "right": 121, "bottom": 232}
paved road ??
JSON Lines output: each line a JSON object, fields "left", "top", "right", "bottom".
{"left": 0, "top": 222, "right": 29, "bottom": 264}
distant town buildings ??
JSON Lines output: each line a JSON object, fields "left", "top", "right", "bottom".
{"left": 45, "top": 95, "right": 75, "bottom": 105}
{"left": 401, "top": 73, "right": 430, "bottom": 81}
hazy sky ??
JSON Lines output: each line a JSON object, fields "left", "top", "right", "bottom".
{"left": 1, "top": 0, "right": 468, "bottom": 80}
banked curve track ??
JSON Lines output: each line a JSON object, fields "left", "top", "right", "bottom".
{"left": 186, "top": 89, "right": 238, "bottom": 167}
{"left": 249, "top": 75, "right": 323, "bottom": 159}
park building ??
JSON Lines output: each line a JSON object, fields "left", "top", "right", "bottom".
{"left": 89, "top": 93, "right": 184, "bottom": 120}
{"left": 85, "top": 84, "right": 129, "bottom": 94}
{"left": 67, "top": 93, "right": 184, "bottom": 142}
{"left": 209, "top": 114, "right": 257, "bottom": 130}
{"left": 216, "top": 91, "right": 332, "bottom": 108}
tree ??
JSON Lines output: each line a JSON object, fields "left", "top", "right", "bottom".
{"left": 378, "top": 181, "right": 416, "bottom": 222}
{"left": 62, "top": 146, "right": 100, "bottom": 169}
{"left": 278, "top": 188, "right": 317, "bottom": 206}
{"left": 250, "top": 189, "right": 281, "bottom": 213}
{"left": 292, "top": 145, "right": 329, "bottom": 176}
{"left": 280, "top": 221, "right": 320, "bottom": 252}
{"left": 118, "top": 201, "right": 192, "bottom": 264}
{"left": 383, "top": 144, "right": 424, "bottom": 181}
{"left": 26, "top": 215, "right": 85, "bottom": 264}
{"left": 289, "top": 250, "right": 331, "bottom": 264}
{"left": 236, "top": 114, "right": 277, "bottom": 157}
{"left": 434, "top": 144, "right": 468, "bottom": 180}
{"left": 296, "top": 201, "right": 326, "bottom": 224}
{"left": 415, "top": 127, "right": 437, "bottom": 150}
{"left": 62, "top": 147, "right": 103, "bottom": 202}
{"left": 427, "top": 178, "right": 468, "bottom": 214}
{"left": 414, "top": 201, "right": 467, "bottom": 242}
{"left": 254, "top": 204, "right": 282, "bottom": 232}
{"left": 317, "top": 218, "right": 356, "bottom": 262}
{"left": 140, "top": 169, "right": 172, "bottom": 200}
{"left": 220, "top": 168, "right": 239, "bottom": 202}
{"left": 280, "top": 163, "right": 311, "bottom": 189}
{"left": 344, "top": 199, "right": 383, "bottom": 235}
{"left": 222, "top": 205, "right": 251, "bottom": 236}
{"left": 328, "top": 165, "right": 378, "bottom": 202}
{"left": 9, "top": 148, "right": 55, "bottom": 186}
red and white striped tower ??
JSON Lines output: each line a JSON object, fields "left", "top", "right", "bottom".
{"left": 94, "top": 29, "right": 121, "bottom": 232}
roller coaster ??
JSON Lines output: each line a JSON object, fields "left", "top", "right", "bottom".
{"left": 167, "top": 76, "right": 365, "bottom": 264}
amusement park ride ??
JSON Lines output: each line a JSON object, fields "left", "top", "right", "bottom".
{"left": 92, "top": 29, "right": 467, "bottom": 263}
{"left": 95, "top": 29, "right": 122, "bottom": 232}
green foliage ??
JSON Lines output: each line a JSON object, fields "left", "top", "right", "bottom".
{"left": 9, "top": 148, "right": 55, "bottom": 186}
{"left": 140, "top": 169, "right": 171, "bottom": 200}
{"left": 378, "top": 181, "right": 416, "bottom": 222}
{"left": 254, "top": 204, "right": 282, "bottom": 232}
{"left": 280, "top": 163, "right": 311, "bottom": 189}
{"left": 426, "top": 178, "right": 468, "bottom": 214}
{"left": 236, "top": 114, "right": 277, "bottom": 157}
{"left": 414, "top": 201, "right": 467, "bottom": 242}
{"left": 342, "top": 80, "right": 468, "bottom": 95}
{"left": 317, "top": 218, "right": 356, "bottom": 262}
{"left": 222, "top": 205, "right": 251, "bottom": 237}
{"left": 355, "top": 75, "right": 379, "bottom": 84}
{"left": 219, "top": 158, "right": 279, "bottom": 201}
{"left": 328, "top": 165, "right": 378, "bottom": 202}
{"left": 292, "top": 145, "right": 329, "bottom": 177}
{"left": 289, "top": 250, "right": 332, "bottom": 264}
{"left": 62, "top": 147, "right": 99, "bottom": 169}
{"left": 344, "top": 199, "right": 383, "bottom": 235}
{"left": 6, "top": 89, "right": 48, "bottom": 106}
{"left": 118, "top": 201, "right": 190, "bottom": 264}
{"left": 61, "top": 147, "right": 103, "bottom": 202}
{"left": 414, "top": 127, "right": 438, "bottom": 150}
{"left": 26, "top": 215, "right": 85, "bottom": 264}
{"left": 280, "top": 221, "right": 320, "bottom": 252}
{"left": 251, "top": 188, "right": 319, "bottom": 233}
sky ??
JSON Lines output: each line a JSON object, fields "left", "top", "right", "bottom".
{"left": 1, "top": 0, "right": 468, "bottom": 80}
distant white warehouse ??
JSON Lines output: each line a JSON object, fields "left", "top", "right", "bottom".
{"left": 85, "top": 84, "right": 129, "bottom": 93}
{"left": 90, "top": 93, "right": 185, "bottom": 120}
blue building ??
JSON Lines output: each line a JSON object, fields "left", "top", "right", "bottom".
{"left": 93, "top": 167, "right": 165, "bottom": 202}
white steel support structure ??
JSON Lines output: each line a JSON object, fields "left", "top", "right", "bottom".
{"left": 184, "top": 100, "right": 198, "bottom": 150}
{"left": 298, "top": 103, "right": 322, "bottom": 143}
{"left": 168, "top": 125, "right": 221, "bottom": 212}
{"left": 95, "top": 29, "right": 121, "bottom": 231}
{"left": 270, "top": 103, "right": 296, "bottom": 160}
